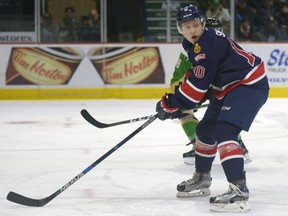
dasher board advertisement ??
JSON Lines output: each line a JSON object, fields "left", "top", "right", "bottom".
{"left": 0, "top": 43, "right": 287, "bottom": 99}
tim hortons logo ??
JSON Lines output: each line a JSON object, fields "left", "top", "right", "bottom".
{"left": 102, "top": 48, "right": 159, "bottom": 84}
{"left": 12, "top": 48, "right": 71, "bottom": 84}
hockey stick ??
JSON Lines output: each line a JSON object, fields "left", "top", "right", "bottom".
{"left": 6, "top": 114, "right": 158, "bottom": 207}
{"left": 81, "top": 103, "right": 209, "bottom": 129}
{"left": 81, "top": 110, "right": 155, "bottom": 128}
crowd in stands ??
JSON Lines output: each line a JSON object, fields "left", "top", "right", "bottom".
{"left": 197, "top": 0, "right": 288, "bottom": 42}
{"left": 40, "top": 0, "right": 288, "bottom": 43}
{"left": 234, "top": 0, "right": 288, "bottom": 41}
{"left": 41, "top": 6, "right": 101, "bottom": 43}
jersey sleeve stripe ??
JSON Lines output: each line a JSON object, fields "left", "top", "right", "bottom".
{"left": 179, "top": 80, "right": 206, "bottom": 103}
{"left": 214, "top": 61, "right": 265, "bottom": 99}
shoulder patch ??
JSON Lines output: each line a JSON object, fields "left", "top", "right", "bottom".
{"left": 194, "top": 53, "right": 206, "bottom": 62}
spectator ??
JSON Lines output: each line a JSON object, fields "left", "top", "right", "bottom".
{"left": 254, "top": 0, "right": 277, "bottom": 30}
{"left": 235, "top": 18, "right": 258, "bottom": 41}
{"left": 57, "top": 22, "right": 70, "bottom": 42}
{"left": 235, "top": 0, "right": 256, "bottom": 30}
{"left": 57, "top": 6, "right": 80, "bottom": 42}
{"left": 255, "top": 16, "right": 284, "bottom": 41}
{"left": 274, "top": 2, "right": 288, "bottom": 30}
{"left": 78, "top": 9, "right": 101, "bottom": 42}
{"left": 275, "top": 1, "right": 288, "bottom": 39}
{"left": 205, "top": 0, "right": 231, "bottom": 35}
{"left": 41, "top": 12, "right": 56, "bottom": 42}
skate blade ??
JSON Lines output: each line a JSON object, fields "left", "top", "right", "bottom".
{"left": 183, "top": 157, "right": 195, "bottom": 165}
{"left": 176, "top": 188, "right": 210, "bottom": 198}
{"left": 244, "top": 154, "right": 252, "bottom": 164}
{"left": 210, "top": 200, "right": 251, "bottom": 212}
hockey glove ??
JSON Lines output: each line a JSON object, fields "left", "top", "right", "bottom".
{"left": 156, "top": 93, "right": 182, "bottom": 120}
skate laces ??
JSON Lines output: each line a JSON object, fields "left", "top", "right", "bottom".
{"left": 219, "top": 186, "right": 233, "bottom": 197}
{"left": 228, "top": 182, "right": 248, "bottom": 197}
{"left": 186, "top": 172, "right": 202, "bottom": 185}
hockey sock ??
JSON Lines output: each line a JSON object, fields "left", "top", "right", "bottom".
{"left": 180, "top": 114, "right": 198, "bottom": 141}
{"left": 195, "top": 138, "right": 217, "bottom": 172}
{"left": 214, "top": 121, "right": 244, "bottom": 182}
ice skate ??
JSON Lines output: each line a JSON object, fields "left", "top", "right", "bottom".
{"left": 182, "top": 139, "right": 196, "bottom": 165}
{"left": 182, "top": 149, "right": 196, "bottom": 165}
{"left": 238, "top": 139, "right": 252, "bottom": 163}
{"left": 210, "top": 173, "right": 250, "bottom": 212}
{"left": 177, "top": 171, "right": 212, "bottom": 198}
{"left": 243, "top": 150, "right": 252, "bottom": 163}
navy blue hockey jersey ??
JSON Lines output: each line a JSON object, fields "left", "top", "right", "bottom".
{"left": 172, "top": 28, "right": 266, "bottom": 110}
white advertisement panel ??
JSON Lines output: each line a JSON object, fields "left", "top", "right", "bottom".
{"left": 241, "top": 43, "right": 288, "bottom": 87}
{"left": 0, "top": 43, "right": 287, "bottom": 90}
{"left": 0, "top": 32, "right": 36, "bottom": 43}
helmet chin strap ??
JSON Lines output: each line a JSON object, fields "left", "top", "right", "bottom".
{"left": 177, "top": 25, "right": 183, "bottom": 35}
{"left": 203, "top": 24, "right": 206, "bottom": 30}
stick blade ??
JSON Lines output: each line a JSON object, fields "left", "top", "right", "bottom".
{"left": 80, "top": 109, "right": 108, "bottom": 128}
{"left": 7, "top": 191, "right": 49, "bottom": 207}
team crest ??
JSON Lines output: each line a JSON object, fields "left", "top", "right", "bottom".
{"left": 194, "top": 43, "right": 201, "bottom": 54}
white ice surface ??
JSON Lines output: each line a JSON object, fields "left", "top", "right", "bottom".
{"left": 1, "top": 98, "right": 288, "bottom": 216}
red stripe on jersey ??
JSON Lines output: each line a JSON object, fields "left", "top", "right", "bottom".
{"left": 179, "top": 80, "right": 206, "bottom": 103}
{"left": 214, "top": 61, "right": 265, "bottom": 99}
{"left": 228, "top": 38, "right": 255, "bottom": 66}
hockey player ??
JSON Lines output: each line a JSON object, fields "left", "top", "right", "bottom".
{"left": 170, "top": 17, "right": 251, "bottom": 165}
{"left": 156, "top": 4, "right": 269, "bottom": 212}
